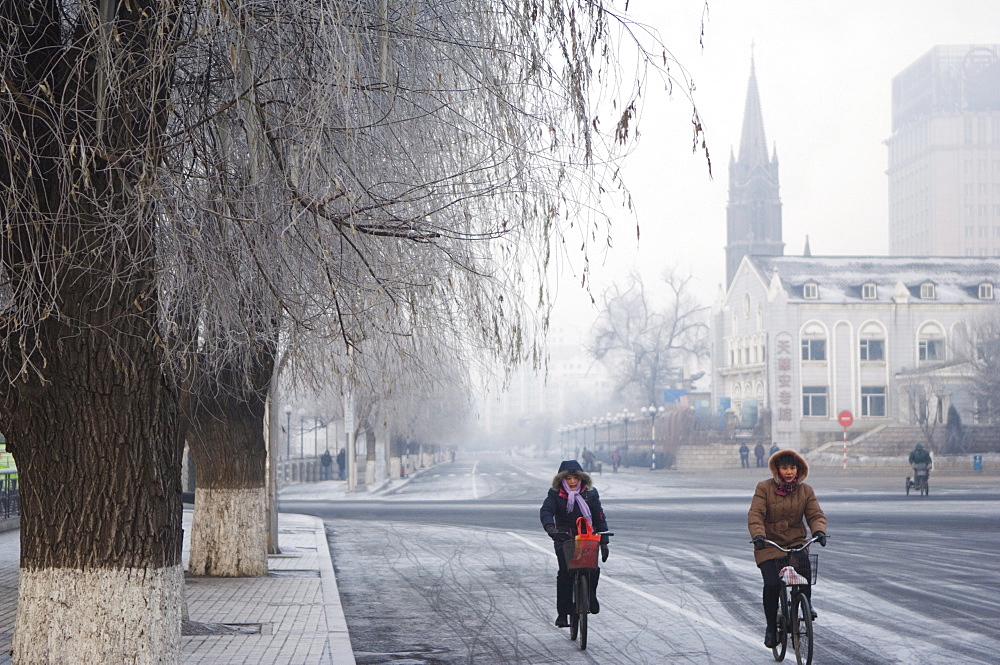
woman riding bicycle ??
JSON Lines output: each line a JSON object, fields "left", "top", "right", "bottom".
{"left": 540, "top": 460, "right": 609, "bottom": 628}
{"left": 748, "top": 449, "right": 827, "bottom": 649}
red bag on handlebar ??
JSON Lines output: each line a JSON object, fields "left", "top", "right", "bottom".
{"left": 564, "top": 517, "right": 601, "bottom": 569}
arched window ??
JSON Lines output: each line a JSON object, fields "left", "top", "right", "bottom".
{"left": 918, "top": 322, "right": 945, "bottom": 362}
{"left": 800, "top": 322, "right": 827, "bottom": 361}
{"left": 859, "top": 321, "right": 886, "bottom": 362}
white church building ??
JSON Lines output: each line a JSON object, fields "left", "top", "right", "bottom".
{"left": 712, "top": 255, "right": 1000, "bottom": 449}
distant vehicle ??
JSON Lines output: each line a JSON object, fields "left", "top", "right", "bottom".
{"left": 906, "top": 463, "right": 930, "bottom": 496}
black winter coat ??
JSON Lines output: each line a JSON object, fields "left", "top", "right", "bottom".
{"left": 540, "top": 486, "right": 608, "bottom": 535}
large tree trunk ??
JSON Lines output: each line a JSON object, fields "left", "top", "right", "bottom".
{"left": 0, "top": 2, "right": 185, "bottom": 661}
{"left": 8, "top": 326, "right": 184, "bottom": 664}
{"left": 185, "top": 356, "right": 272, "bottom": 577}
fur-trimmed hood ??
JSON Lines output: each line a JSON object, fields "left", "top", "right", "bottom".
{"left": 551, "top": 469, "right": 593, "bottom": 491}
{"left": 768, "top": 448, "right": 809, "bottom": 482}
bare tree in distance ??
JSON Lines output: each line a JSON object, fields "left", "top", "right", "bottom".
{"left": 960, "top": 312, "right": 1000, "bottom": 426}
{"left": 162, "top": 0, "right": 712, "bottom": 583}
{"left": 589, "top": 269, "right": 710, "bottom": 407}
{"left": 1, "top": 1, "right": 708, "bottom": 661}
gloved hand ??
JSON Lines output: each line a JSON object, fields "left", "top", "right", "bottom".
{"left": 752, "top": 535, "right": 766, "bottom": 551}
{"left": 544, "top": 523, "right": 569, "bottom": 542}
{"left": 813, "top": 531, "right": 827, "bottom": 547}
{"left": 600, "top": 543, "right": 610, "bottom": 562}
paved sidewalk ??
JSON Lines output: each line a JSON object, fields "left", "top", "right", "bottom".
{"left": 0, "top": 510, "right": 355, "bottom": 665}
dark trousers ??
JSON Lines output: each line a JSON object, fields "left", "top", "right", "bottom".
{"left": 740, "top": 455, "right": 750, "bottom": 468}
{"left": 553, "top": 542, "right": 600, "bottom": 615}
{"left": 758, "top": 555, "right": 812, "bottom": 627}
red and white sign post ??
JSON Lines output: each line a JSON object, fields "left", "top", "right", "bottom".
{"left": 837, "top": 410, "right": 853, "bottom": 470}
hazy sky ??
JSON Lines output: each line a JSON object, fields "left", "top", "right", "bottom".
{"left": 550, "top": 0, "right": 999, "bottom": 332}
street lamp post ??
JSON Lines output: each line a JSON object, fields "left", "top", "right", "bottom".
{"left": 620, "top": 409, "right": 634, "bottom": 452}
{"left": 605, "top": 413, "right": 613, "bottom": 448}
{"left": 298, "top": 408, "right": 306, "bottom": 459}
{"left": 284, "top": 406, "right": 292, "bottom": 460}
{"left": 642, "top": 405, "right": 665, "bottom": 470}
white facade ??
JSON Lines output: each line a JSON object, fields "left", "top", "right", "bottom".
{"left": 712, "top": 255, "right": 1000, "bottom": 449}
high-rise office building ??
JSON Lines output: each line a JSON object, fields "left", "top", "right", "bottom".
{"left": 725, "top": 59, "right": 784, "bottom": 288}
{"left": 887, "top": 45, "right": 1000, "bottom": 257}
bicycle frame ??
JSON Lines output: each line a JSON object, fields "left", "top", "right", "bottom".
{"left": 555, "top": 529, "right": 613, "bottom": 651}
{"left": 757, "top": 536, "right": 820, "bottom": 665}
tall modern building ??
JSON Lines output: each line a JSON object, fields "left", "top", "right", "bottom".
{"left": 887, "top": 44, "right": 1000, "bottom": 257}
{"left": 725, "top": 59, "right": 784, "bottom": 288}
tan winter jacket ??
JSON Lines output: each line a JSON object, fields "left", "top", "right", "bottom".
{"left": 748, "top": 449, "right": 827, "bottom": 565}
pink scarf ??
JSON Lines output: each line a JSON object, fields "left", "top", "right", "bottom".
{"left": 775, "top": 479, "right": 799, "bottom": 497}
{"left": 561, "top": 480, "right": 593, "bottom": 527}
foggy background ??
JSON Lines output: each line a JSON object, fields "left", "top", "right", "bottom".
{"left": 551, "top": 0, "right": 1000, "bottom": 325}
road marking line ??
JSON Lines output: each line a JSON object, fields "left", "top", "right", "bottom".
{"left": 506, "top": 532, "right": 761, "bottom": 648}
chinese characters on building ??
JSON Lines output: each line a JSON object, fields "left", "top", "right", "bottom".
{"left": 775, "top": 333, "right": 793, "bottom": 426}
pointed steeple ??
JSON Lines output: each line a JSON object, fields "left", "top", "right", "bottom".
{"left": 803, "top": 235, "right": 812, "bottom": 257}
{"left": 725, "top": 54, "right": 784, "bottom": 289}
{"left": 738, "top": 57, "right": 769, "bottom": 167}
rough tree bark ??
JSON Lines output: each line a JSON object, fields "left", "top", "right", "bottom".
{"left": 0, "top": 1, "right": 185, "bottom": 661}
{"left": 185, "top": 355, "right": 273, "bottom": 577}
{"left": 8, "top": 320, "right": 184, "bottom": 663}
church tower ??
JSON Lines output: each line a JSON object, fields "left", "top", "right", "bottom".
{"left": 725, "top": 58, "right": 784, "bottom": 287}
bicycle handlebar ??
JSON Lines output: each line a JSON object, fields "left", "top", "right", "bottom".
{"left": 753, "top": 534, "right": 821, "bottom": 553}
{"left": 551, "top": 530, "right": 614, "bottom": 538}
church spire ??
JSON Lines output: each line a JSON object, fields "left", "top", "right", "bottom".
{"left": 725, "top": 55, "right": 784, "bottom": 288}
{"left": 738, "top": 57, "right": 769, "bottom": 167}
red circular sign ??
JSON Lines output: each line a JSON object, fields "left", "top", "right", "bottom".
{"left": 838, "top": 410, "right": 854, "bottom": 428}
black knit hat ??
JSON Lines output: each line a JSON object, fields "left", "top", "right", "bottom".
{"left": 557, "top": 459, "right": 584, "bottom": 473}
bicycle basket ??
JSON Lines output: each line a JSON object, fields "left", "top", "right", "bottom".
{"left": 773, "top": 553, "right": 819, "bottom": 585}
{"left": 563, "top": 537, "right": 600, "bottom": 569}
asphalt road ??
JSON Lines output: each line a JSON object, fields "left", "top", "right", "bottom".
{"left": 282, "top": 456, "right": 1000, "bottom": 665}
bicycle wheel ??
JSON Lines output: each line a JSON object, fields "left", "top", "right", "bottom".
{"left": 792, "top": 592, "right": 814, "bottom": 665}
{"left": 772, "top": 588, "right": 788, "bottom": 662}
{"left": 905, "top": 478, "right": 911, "bottom": 495}
{"left": 576, "top": 573, "right": 590, "bottom": 650}
{"left": 922, "top": 479, "right": 929, "bottom": 496}
{"left": 569, "top": 581, "right": 579, "bottom": 643}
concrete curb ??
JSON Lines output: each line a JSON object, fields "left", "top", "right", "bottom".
{"left": 311, "top": 516, "right": 356, "bottom": 665}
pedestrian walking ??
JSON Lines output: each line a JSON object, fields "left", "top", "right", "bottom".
{"left": 320, "top": 449, "right": 333, "bottom": 480}
{"left": 611, "top": 448, "right": 621, "bottom": 473}
{"left": 739, "top": 443, "right": 750, "bottom": 468}
{"left": 336, "top": 448, "right": 346, "bottom": 480}
{"left": 754, "top": 442, "right": 766, "bottom": 468}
